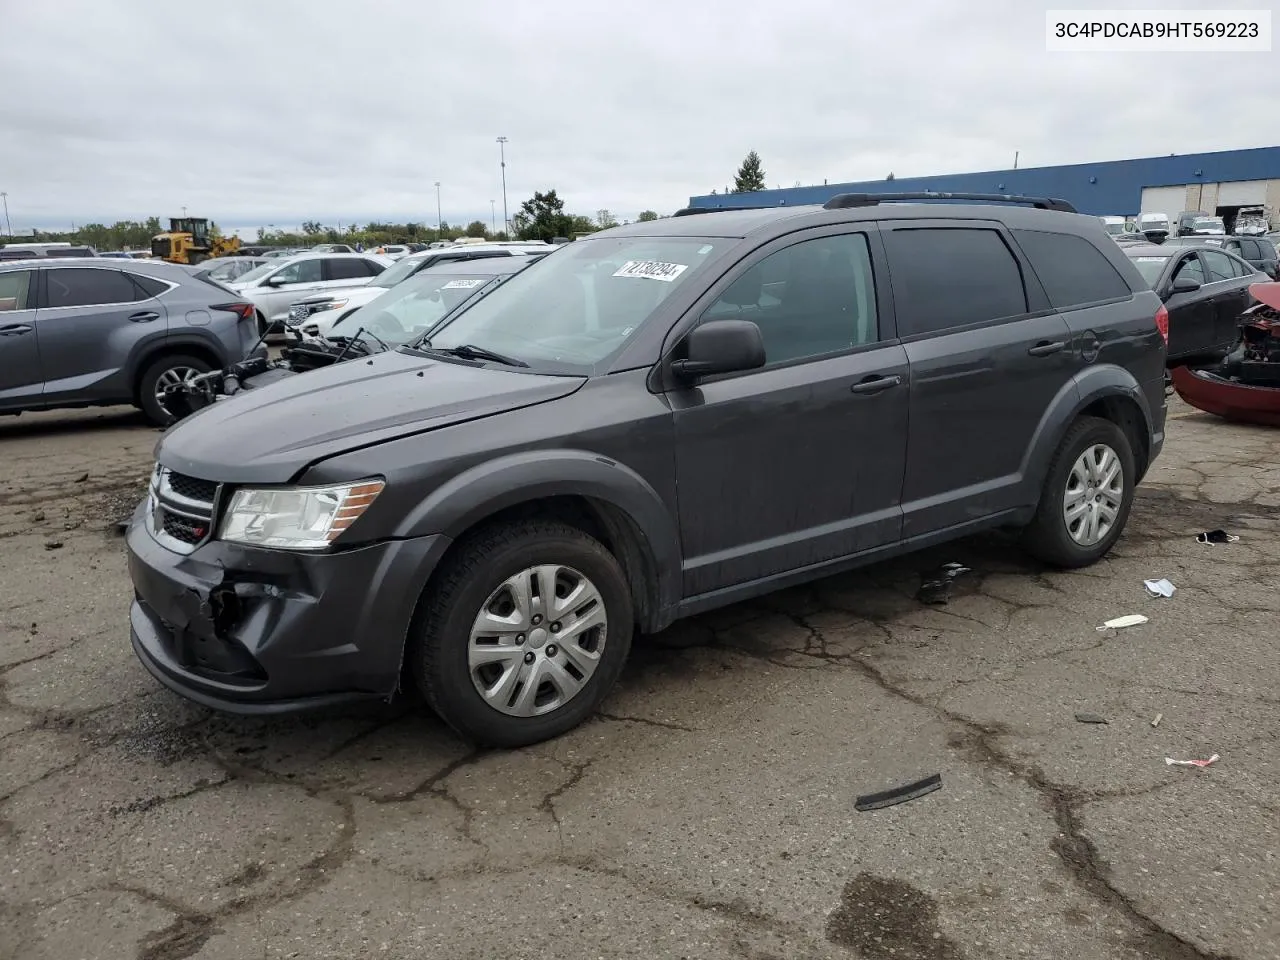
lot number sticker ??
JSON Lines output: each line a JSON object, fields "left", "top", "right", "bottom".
{"left": 442, "top": 279, "right": 485, "bottom": 289}
{"left": 613, "top": 260, "right": 688, "bottom": 282}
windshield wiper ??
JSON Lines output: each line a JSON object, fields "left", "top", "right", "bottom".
{"left": 423, "top": 343, "right": 528, "bottom": 367}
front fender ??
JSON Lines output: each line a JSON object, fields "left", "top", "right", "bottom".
{"left": 397, "top": 449, "right": 683, "bottom": 621}
{"left": 1020, "top": 364, "right": 1153, "bottom": 497}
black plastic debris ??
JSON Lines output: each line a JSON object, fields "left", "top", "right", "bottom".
{"left": 916, "top": 562, "right": 971, "bottom": 605}
{"left": 73, "top": 472, "right": 89, "bottom": 483}
{"left": 1074, "top": 712, "right": 1108, "bottom": 724}
{"left": 856, "top": 773, "right": 942, "bottom": 811}
{"left": 43, "top": 540, "right": 63, "bottom": 551}
{"left": 1197, "top": 529, "right": 1239, "bottom": 544}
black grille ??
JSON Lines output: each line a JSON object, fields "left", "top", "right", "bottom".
{"left": 162, "top": 513, "right": 210, "bottom": 545}
{"left": 166, "top": 472, "right": 217, "bottom": 503}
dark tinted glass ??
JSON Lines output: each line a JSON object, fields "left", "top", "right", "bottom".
{"left": 884, "top": 228, "right": 1027, "bottom": 336}
{"left": 327, "top": 258, "right": 373, "bottom": 281}
{"left": 361, "top": 258, "right": 386, "bottom": 275}
{"left": 701, "top": 233, "right": 879, "bottom": 365}
{"left": 130, "top": 274, "right": 169, "bottom": 297}
{"left": 1013, "top": 229, "right": 1130, "bottom": 308}
{"left": 45, "top": 268, "right": 142, "bottom": 307}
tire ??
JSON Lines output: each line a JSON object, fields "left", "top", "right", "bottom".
{"left": 1020, "top": 416, "right": 1136, "bottom": 568}
{"left": 256, "top": 311, "right": 270, "bottom": 338}
{"left": 137, "top": 353, "right": 213, "bottom": 426}
{"left": 412, "top": 521, "right": 634, "bottom": 747}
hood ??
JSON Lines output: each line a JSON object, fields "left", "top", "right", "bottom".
{"left": 156, "top": 349, "right": 586, "bottom": 484}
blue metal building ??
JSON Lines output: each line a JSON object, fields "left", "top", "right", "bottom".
{"left": 685, "top": 146, "right": 1280, "bottom": 221}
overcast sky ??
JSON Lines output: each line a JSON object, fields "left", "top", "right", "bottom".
{"left": 2, "top": 0, "right": 1276, "bottom": 234}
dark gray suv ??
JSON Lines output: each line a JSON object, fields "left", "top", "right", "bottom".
{"left": 0, "top": 259, "right": 262, "bottom": 424}
{"left": 125, "top": 193, "right": 1168, "bottom": 746}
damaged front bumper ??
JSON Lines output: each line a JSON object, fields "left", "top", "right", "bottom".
{"left": 126, "top": 501, "right": 452, "bottom": 714}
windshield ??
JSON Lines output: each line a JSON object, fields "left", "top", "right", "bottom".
{"left": 420, "top": 236, "right": 729, "bottom": 373}
{"left": 1193, "top": 217, "right": 1225, "bottom": 233}
{"left": 328, "top": 271, "right": 504, "bottom": 344}
{"left": 368, "top": 253, "right": 428, "bottom": 289}
{"left": 232, "top": 261, "right": 280, "bottom": 284}
{"left": 1103, "top": 221, "right": 1125, "bottom": 235}
{"left": 1129, "top": 254, "right": 1169, "bottom": 285}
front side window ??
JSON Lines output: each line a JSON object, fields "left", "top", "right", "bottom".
{"left": 271, "top": 259, "right": 322, "bottom": 285}
{"left": 0, "top": 270, "right": 33, "bottom": 311}
{"left": 700, "top": 233, "right": 879, "bottom": 366}
{"left": 1172, "top": 254, "right": 1206, "bottom": 285}
{"left": 884, "top": 227, "right": 1028, "bottom": 337}
{"left": 45, "top": 268, "right": 143, "bottom": 308}
{"left": 422, "top": 236, "right": 729, "bottom": 373}
{"left": 1200, "top": 250, "right": 1235, "bottom": 283}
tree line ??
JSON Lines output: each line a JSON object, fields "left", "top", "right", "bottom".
{"left": 0, "top": 195, "right": 666, "bottom": 251}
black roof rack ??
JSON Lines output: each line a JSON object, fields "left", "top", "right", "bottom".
{"left": 673, "top": 204, "right": 781, "bottom": 217}
{"left": 822, "top": 191, "right": 1077, "bottom": 213}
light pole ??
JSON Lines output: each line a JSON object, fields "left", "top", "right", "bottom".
{"left": 0, "top": 192, "right": 10, "bottom": 236}
{"left": 497, "top": 136, "right": 509, "bottom": 236}
{"left": 434, "top": 181, "right": 442, "bottom": 237}
{"left": 490, "top": 200, "right": 496, "bottom": 235}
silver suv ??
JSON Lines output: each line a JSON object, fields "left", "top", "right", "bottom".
{"left": 224, "top": 252, "right": 392, "bottom": 334}
{"left": 0, "top": 259, "right": 262, "bottom": 424}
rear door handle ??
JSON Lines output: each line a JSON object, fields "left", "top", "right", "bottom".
{"left": 850, "top": 374, "right": 902, "bottom": 395}
{"left": 1027, "top": 340, "right": 1066, "bottom": 357}
{"left": 128, "top": 311, "right": 160, "bottom": 323}
{"left": 0, "top": 323, "right": 33, "bottom": 336}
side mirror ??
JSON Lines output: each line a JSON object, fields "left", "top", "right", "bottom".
{"left": 672, "top": 319, "right": 765, "bottom": 380}
{"left": 263, "top": 274, "right": 287, "bottom": 286}
{"left": 1170, "top": 276, "right": 1201, "bottom": 294}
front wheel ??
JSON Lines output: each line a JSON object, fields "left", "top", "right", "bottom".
{"left": 1020, "top": 416, "right": 1136, "bottom": 568}
{"left": 411, "top": 521, "right": 634, "bottom": 747}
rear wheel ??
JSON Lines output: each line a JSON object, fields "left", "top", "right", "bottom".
{"left": 1020, "top": 416, "right": 1135, "bottom": 568}
{"left": 411, "top": 521, "right": 633, "bottom": 747}
{"left": 138, "top": 353, "right": 212, "bottom": 426}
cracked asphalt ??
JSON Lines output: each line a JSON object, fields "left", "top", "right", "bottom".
{"left": 1, "top": 401, "right": 1278, "bottom": 960}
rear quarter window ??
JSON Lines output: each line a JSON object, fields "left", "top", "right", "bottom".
{"left": 882, "top": 227, "right": 1028, "bottom": 337}
{"left": 1012, "top": 229, "right": 1132, "bottom": 309}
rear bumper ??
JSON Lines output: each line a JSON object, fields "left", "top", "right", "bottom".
{"left": 126, "top": 502, "right": 452, "bottom": 713}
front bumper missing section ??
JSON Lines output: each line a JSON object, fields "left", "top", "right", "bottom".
{"left": 125, "top": 501, "right": 452, "bottom": 714}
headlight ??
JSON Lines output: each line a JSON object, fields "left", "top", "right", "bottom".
{"left": 218, "top": 479, "right": 384, "bottom": 550}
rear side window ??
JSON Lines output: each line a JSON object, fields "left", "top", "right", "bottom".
{"left": 1012, "top": 230, "right": 1131, "bottom": 309}
{"left": 44, "top": 268, "right": 143, "bottom": 308}
{"left": 327, "top": 258, "right": 373, "bottom": 281}
{"left": 883, "top": 227, "right": 1027, "bottom": 337}
{"left": 360, "top": 258, "right": 386, "bottom": 276}
{"left": 0, "top": 270, "right": 33, "bottom": 311}
{"left": 130, "top": 274, "right": 170, "bottom": 298}
{"left": 1229, "top": 254, "right": 1256, "bottom": 277}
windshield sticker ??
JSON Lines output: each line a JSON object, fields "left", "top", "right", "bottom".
{"left": 1135, "top": 257, "right": 1166, "bottom": 262}
{"left": 442, "top": 278, "right": 485, "bottom": 289}
{"left": 613, "top": 260, "right": 688, "bottom": 282}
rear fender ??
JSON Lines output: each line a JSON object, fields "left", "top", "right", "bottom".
{"left": 1020, "top": 364, "right": 1152, "bottom": 498}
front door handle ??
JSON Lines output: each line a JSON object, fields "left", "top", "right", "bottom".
{"left": 1028, "top": 340, "right": 1066, "bottom": 357}
{"left": 850, "top": 374, "right": 902, "bottom": 395}
{"left": 0, "top": 323, "right": 33, "bottom": 336}
{"left": 128, "top": 311, "right": 160, "bottom": 323}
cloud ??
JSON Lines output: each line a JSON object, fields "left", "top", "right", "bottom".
{"left": 2, "top": 0, "right": 1275, "bottom": 232}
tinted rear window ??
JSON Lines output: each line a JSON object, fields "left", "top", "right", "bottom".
{"left": 45, "top": 268, "right": 142, "bottom": 307}
{"left": 1012, "top": 230, "right": 1131, "bottom": 309}
{"left": 882, "top": 227, "right": 1027, "bottom": 337}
